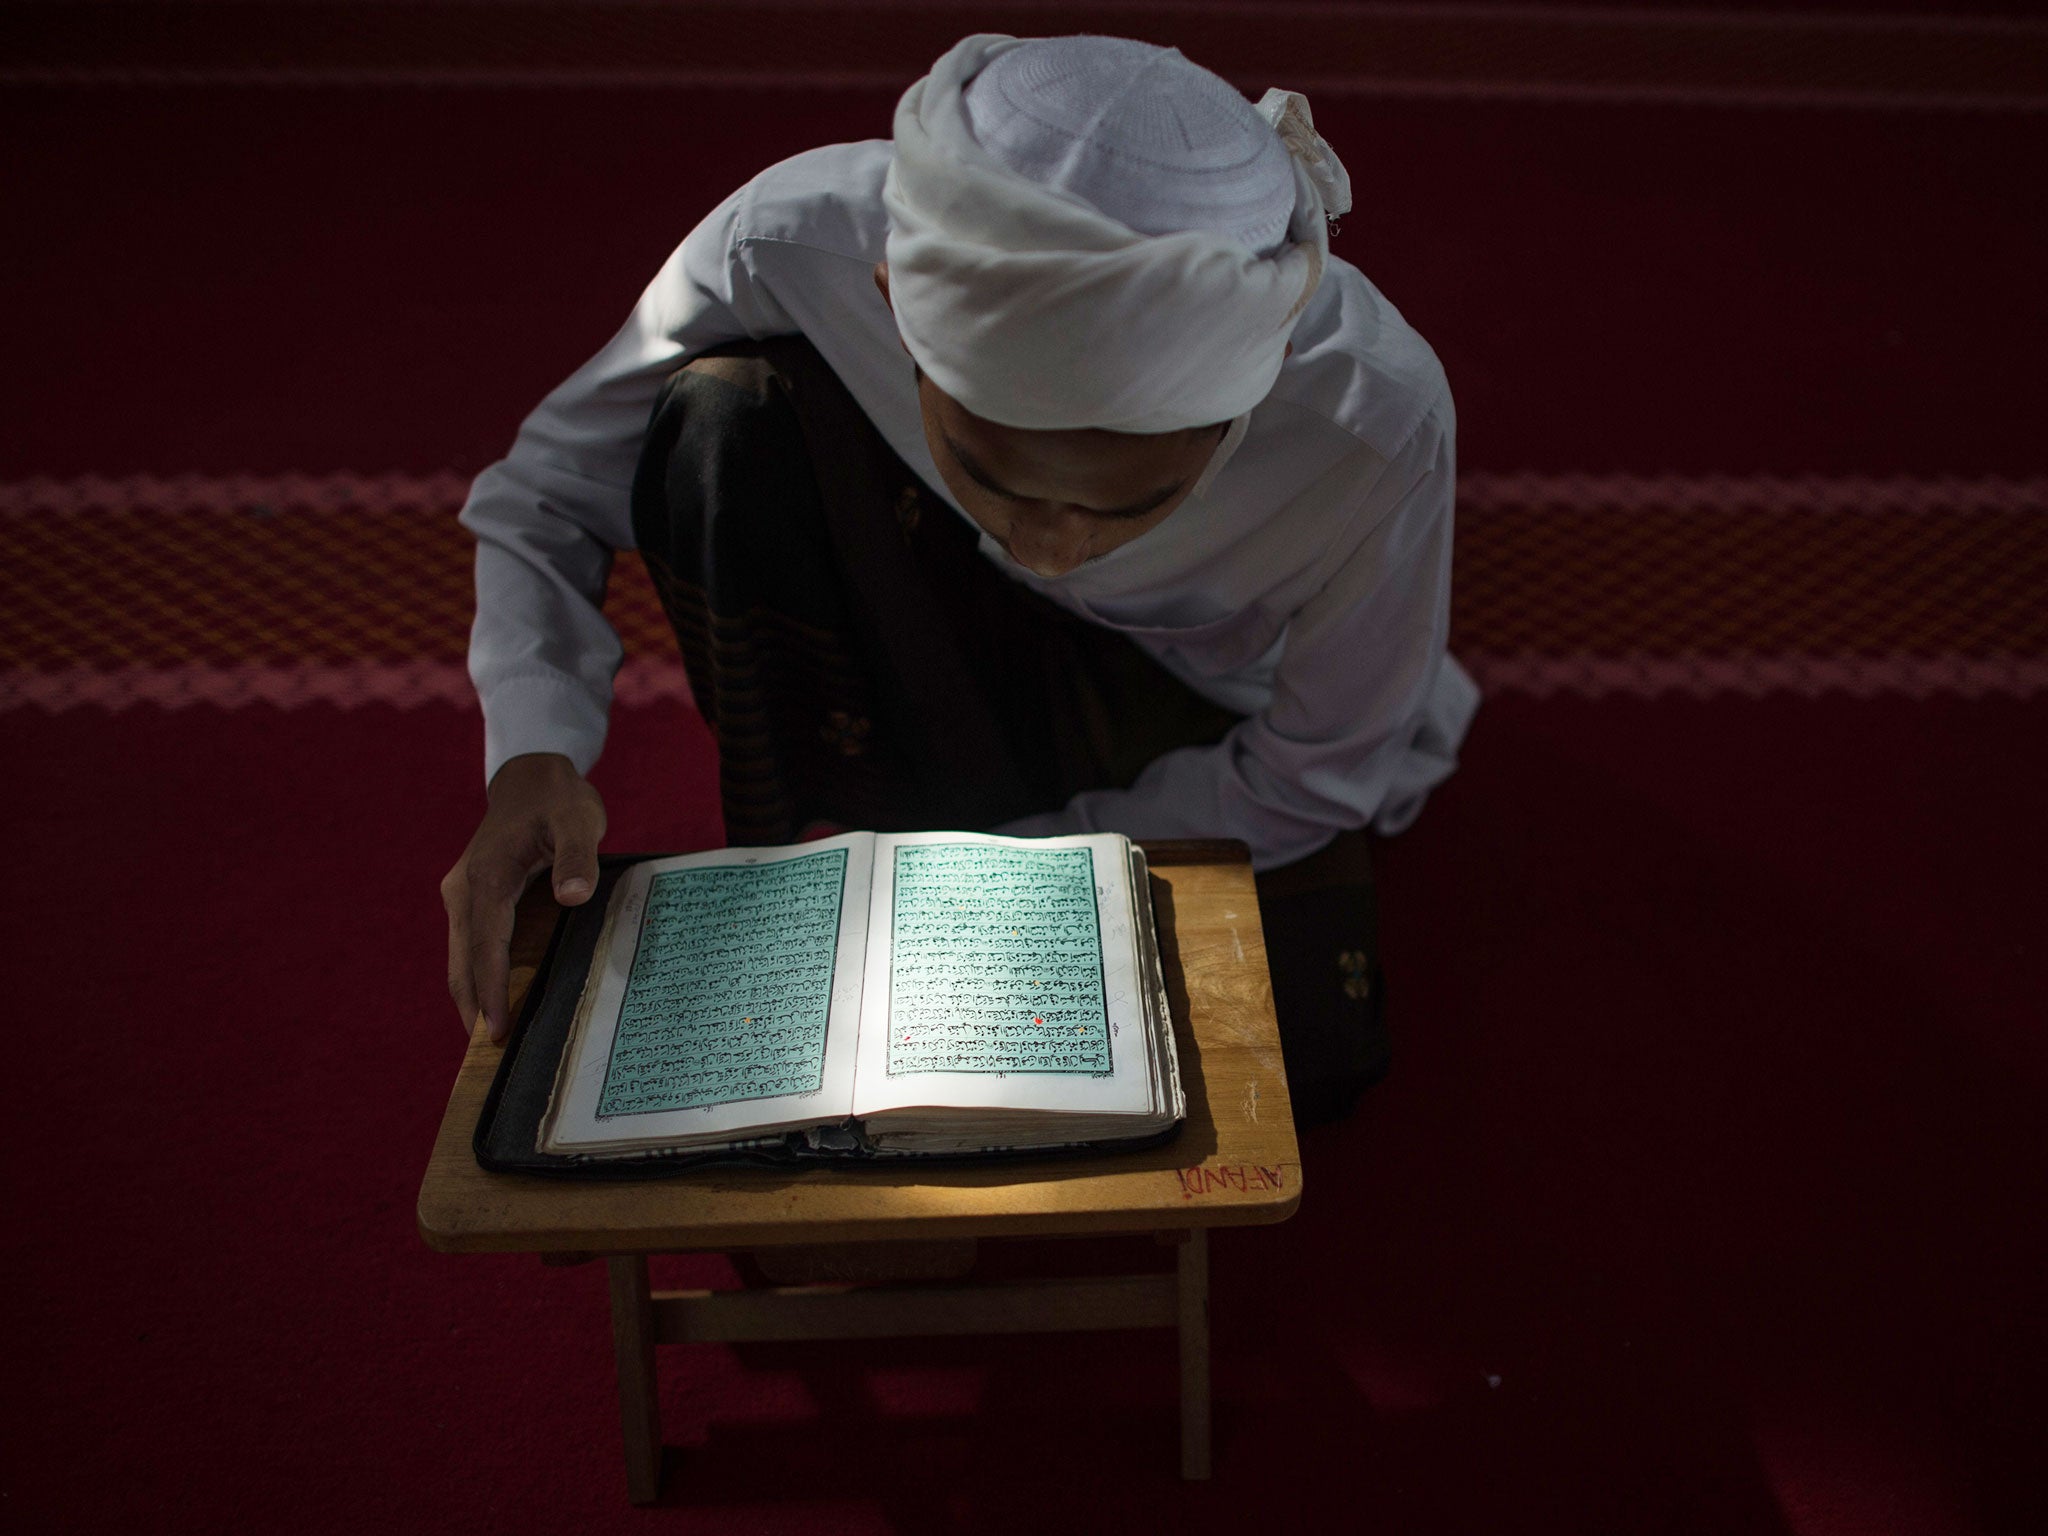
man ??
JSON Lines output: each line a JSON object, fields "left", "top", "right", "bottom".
{"left": 442, "top": 33, "right": 1477, "bottom": 1125}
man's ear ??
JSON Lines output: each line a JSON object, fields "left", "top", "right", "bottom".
{"left": 876, "top": 262, "right": 916, "bottom": 362}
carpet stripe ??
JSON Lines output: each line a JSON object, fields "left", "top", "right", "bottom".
{"left": 1464, "top": 651, "right": 2048, "bottom": 701}
{"left": 10, "top": 469, "right": 2041, "bottom": 520}
{"left": 6, "top": 2, "right": 2046, "bottom": 113}
{"left": 6, "top": 67, "right": 2044, "bottom": 114}
{"left": 0, "top": 658, "right": 691, "bottom": 713}
{"left": 9, "top": 651, "right": 2045, "bottom": 713}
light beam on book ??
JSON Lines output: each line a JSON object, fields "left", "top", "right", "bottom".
{"left": 537, "top": 832, "right": 1184, "bottom": 1160}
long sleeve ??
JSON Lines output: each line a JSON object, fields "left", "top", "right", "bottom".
{"left": 459, "top": 189, "right": 793, "bottom": 783}
{"left": 997, "top": 399, "right": 1478, "bottom": 870}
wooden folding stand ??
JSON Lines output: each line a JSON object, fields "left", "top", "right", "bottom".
{"left": 418, "top": 841, "right": 1299, "bottom": 1503}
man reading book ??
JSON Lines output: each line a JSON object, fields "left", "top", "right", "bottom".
{"left": 441, "top": 33, "right": 1478, "bottom": 1127}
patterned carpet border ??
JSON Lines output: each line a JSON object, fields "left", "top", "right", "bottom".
{"left": 11, "top": 469, "right": 2044, "bottom": 520}
{"left": 6, "top": 654, "right": 2043, "bottom": 715}
{"left": 0, "top": 659, "right": 690, "bottom": 714}
{"left": 1467, "top": 651, "right": 2048, "bottom": 702}
{"left": 3, "top": 469, "right": 2044, "bottom": 710}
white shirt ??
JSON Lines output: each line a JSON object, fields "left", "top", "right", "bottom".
{"left": 461, "top": 140, "right": 1479, "bottom": 871}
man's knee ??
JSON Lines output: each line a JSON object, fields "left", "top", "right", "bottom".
{"left": 647, "top": 344, "right": 806, "bottom": 476}
{"left": 649, "top": 338, "right": 843, "bottom": 475}
{"left": 670, "top": 335, "right": 834, "bottom": 404}
{"left": 633, "top": 338, "right": 842, "bottom": 583}
{"left": 676, "top": 348, "right": 772, "bottom": 391}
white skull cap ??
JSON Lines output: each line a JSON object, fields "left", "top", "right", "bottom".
{"left": 961, "top": 35, "right": 1297, "bottom": 256}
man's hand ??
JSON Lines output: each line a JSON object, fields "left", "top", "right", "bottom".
{"left": 441, "top": 752, "right": 607, "bottom": 1044}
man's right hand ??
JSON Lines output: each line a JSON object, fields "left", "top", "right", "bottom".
{"left": 441, "top": 752, "right": 607, "bottom": 1044}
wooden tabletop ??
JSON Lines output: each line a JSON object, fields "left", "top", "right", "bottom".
{"left": 417, "top": 840, "right": 1300, "bottom": 1253}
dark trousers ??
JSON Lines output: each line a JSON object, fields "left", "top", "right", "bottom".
{"left": 629, "top": 337, "right": 1386, "bottom": 1125}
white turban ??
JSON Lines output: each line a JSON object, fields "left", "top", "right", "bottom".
{"left": 882, "top": 34, "right": 1354, "bottom": 434}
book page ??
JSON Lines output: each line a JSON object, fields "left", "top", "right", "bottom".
{"left": 851, "top": 832, "right": 1153, "bottom": 1117}
{"left": 542, "top": 833, "right": 873, "bottom": 1148}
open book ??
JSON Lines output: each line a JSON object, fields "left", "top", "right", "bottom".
{"left": 537, "top": 831, "right": 1183, "bottom": 1160}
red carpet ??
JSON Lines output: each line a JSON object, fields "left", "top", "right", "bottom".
{"left": 5, "top": 696, "right": 2043, "bottom": 1533}
{"left": 3, "top": 5, "right": 2045, "bottom": 1532}
{"left": 6, "top": 85, "right": 2047, "bottom": 478}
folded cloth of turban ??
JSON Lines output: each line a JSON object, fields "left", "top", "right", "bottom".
{"left": 882, "top": 33, "right": 1355, "bottom": 434}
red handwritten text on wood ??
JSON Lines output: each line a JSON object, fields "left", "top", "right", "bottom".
{"left": 1175, "top": 1165, "right": 1287, "bottom": 1197}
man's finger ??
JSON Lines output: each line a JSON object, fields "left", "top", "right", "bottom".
{"left": 549, "top": 798, "right": 605, "bottom": 905}
{"left": 444, "top": 863, "right": 481, "bottom": 1034}
{"left": 446, "top": 895, "right": 479, "bottom": 1035}
{"left": 466, "top": 876, "right": 522, "bottom": 1043}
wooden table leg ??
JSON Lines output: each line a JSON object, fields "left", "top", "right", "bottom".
{"left": 607, "top": 1255, "right": 663, "bottom": 1504}
{"left": 1177, "top": 1228, "right": 1212, "bottom": 1480}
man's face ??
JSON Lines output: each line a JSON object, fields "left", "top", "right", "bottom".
{"left": 916, "top": 374, "right": 1226, "bottom": 578}
{"left": 879, "top": 262, "right": 1227, "bottom": 579}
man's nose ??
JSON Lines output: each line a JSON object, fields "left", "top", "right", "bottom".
{"left": 1006, "top": 508, "right": 1092, "bottom": 577}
